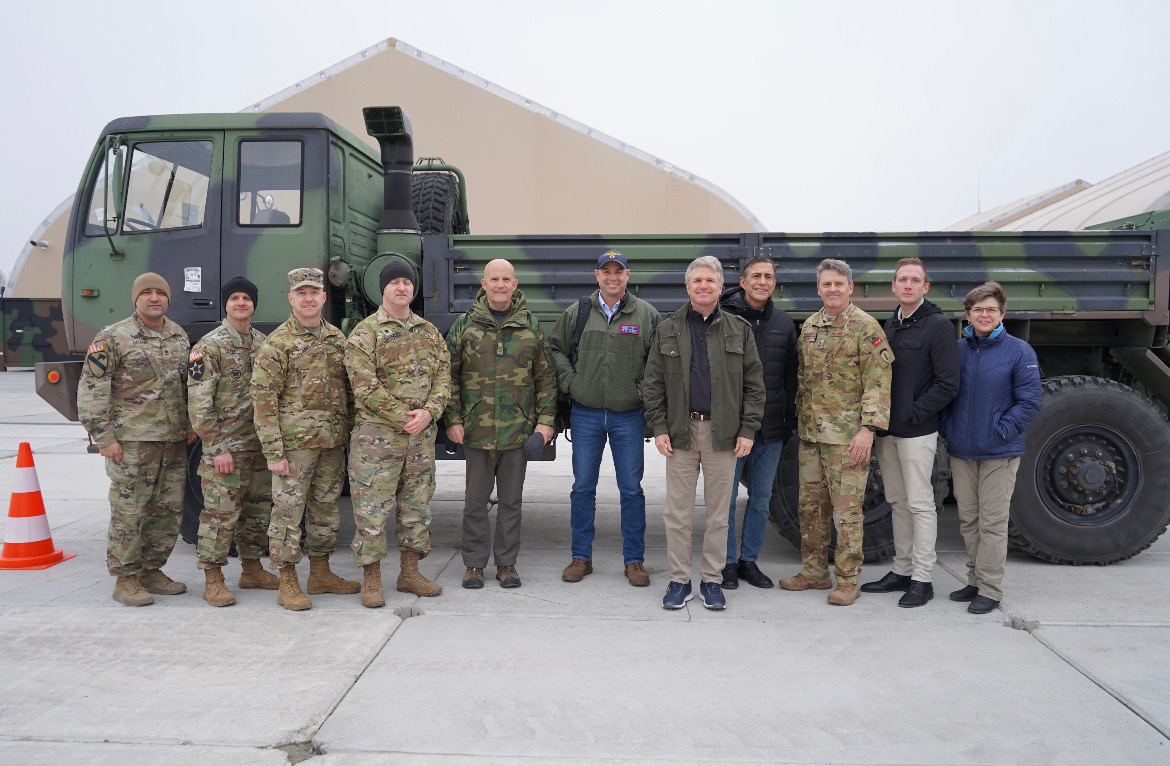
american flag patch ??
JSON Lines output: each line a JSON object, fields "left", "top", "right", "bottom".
{"left": 619, "top": 324, "right": 640, "bottom": 335}
{"left": 87, "top": 341, "right": 105, "bottom": 354}
{"left": 189, "top": 348, "right": 203, "bottom": 362}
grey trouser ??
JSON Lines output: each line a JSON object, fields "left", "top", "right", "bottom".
{"left": 461, "top": 447, "right": 528, "bottom": 568}
{"left": 875, "top": 433, "right": 939, "bottom": 582}
{"left": 663, "top": 420, "right": 737, "bottom": 584}
{"left": 950, "top": 456, "right": 1020, "bottom": 601}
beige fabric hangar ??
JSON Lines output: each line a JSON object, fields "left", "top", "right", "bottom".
{"left": 9, "top": 38, "right": 759, "bottom": 298}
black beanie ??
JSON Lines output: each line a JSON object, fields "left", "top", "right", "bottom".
{"left": 379, "top": 260, "right": 415, "bottom": 296}
{"left": 221, "top": 276, "right": 259, "bottom": 310}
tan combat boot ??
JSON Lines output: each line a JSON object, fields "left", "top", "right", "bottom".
{"left": 778, "top": 572, "right": 833, "bottom": 591}
{"left": 828, "top": 582, "right": 860, "bottom": 606}
{"left": 202, "top": 567, "right": 236, "bottom": 607}
{"left": 362, "top": 562, "right": 385, "bottom": 609}
{"left": 277, "top": 565, "right": 311, "bottom": 611}
{"left": 397, "top": 550, "right": 442, "bottom": 597}
{"left": 307, "top": 555, "right": 360, "bottom": 595}
{"left": 138, "top": 568, "right": 187, "bottom": 595}
{"left": 112, "top": 574, "right": 154, "bottom": 606}
{"left": 238, "top": 559, "right": 280, "bottom": 590}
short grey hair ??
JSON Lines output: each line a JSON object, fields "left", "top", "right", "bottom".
{"left": 817, "top": 258, "right": 852, "bottom": 283}
{"left": 685, "top": 255, "right": 724, "bottom": 287}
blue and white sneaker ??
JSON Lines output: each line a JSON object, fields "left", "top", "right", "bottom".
{"left": 662, "top": 580, "right": 693, "bottom": 609}
{"left": 699, "top": 581, "right": 726, "bottom": 610}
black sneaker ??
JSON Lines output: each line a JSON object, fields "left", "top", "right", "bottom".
{"left": 736, "top": 559, "right": 774, "bottom": 589}
{"left": 699, "top": 581, "right": 726, "bottom": 610}
{"left": 496, "top": 565, "right": 521, "bottom": 588}
{"left": 721, "top": 563, "right": 739, "bottom": 589}
{"left": 662, "top": 581, "right": 693, "bottom": 609}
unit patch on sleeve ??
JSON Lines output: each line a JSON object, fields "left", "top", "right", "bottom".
{"left": 188, "top": 347, "right": 207, "bottom": 382}
{"left": 85, "top": 342, "right": 109, "bottom": 378}
{"left": 619, "top": 324, "right": 640, "bottom": 335}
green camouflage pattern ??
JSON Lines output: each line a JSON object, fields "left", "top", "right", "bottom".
{"left": 796, "top": 303, "right": 893, "bottom": 445}
{"left": 797, "top": 440, "right": 867, "bottom": 583}
{"left": 195, "top": 450, "right": 271, "bottom": 568}
{"left": 345, "top": 306, "right": 450, "bottom": 430}
{"left": 349, "top": 423, "right": 437, "bottom": 564}
{"left": 251, "top": 315, "right": 353, "bottom": 463}
{"left": 77, "top": 313, "right": 190, "bottom": 449}
{"left": 187, "top": 319, "right": 266, "bottom": 456}
{"left": 0, "top": 298, "right": 70, "bottom": 371}
{"left": 288, "top": 267, "right": 325, "bottom": 290}
{"left": 445, "top": 288, "right": 556, "bottom": 451}
{"left": 105, "top": 440, "right": 186, "bottom": 577}
{"left": 267, "top": 445, "right": 346, "bottom": 567}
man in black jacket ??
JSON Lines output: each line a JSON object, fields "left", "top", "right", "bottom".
{"left": 718, "top": 256, "right": 798, "bottom": 589}
{"left": 863, "top": 257, "right": 959, "bottom": 607}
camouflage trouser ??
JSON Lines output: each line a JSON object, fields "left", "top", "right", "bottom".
{"left": 267, "top": 446, "right": 345, "bottom": 568}
{"left": 195, "top": 450, "right": 272, "bottom": 569}
{"left": 349, "top": 423, "right": 436, "bottom": 566}
{"left": 797, "top": 439, "right": 867, "bottom": 583}
{"left": 105, "top": 440, "right": 186, "bottom": 577}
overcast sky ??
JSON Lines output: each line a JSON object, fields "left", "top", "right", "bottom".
{"left": 4, "top": 0, "right": 1169, "bottom": 283}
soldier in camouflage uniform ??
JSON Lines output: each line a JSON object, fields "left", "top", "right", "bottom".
{"left": 445, "top": 259, "right": 556, "bottom": 590}
{"left": 779, "top": 258, "right": 893, "bottom": 606}
{"left": 187, "top": 276, "right": 281, "bottom": 606}
{"left": 346, "top": 260, "right": 451, "bottom": 606}
{"left": 78, "top": 272, "right": 197, "bottom": 606}
{"left": 252, "top": 268, "right": 357, "bottom": 611}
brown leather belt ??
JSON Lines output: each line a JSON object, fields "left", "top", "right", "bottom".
{"left": 689, "top": 412, "right": 712, "bottom": 421}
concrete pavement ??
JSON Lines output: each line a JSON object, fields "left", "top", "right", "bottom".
{"left": 0, "top": 367, "right": 1167, "bottom": 764}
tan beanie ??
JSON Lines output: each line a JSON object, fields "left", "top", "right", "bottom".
{"left": 131, "top": 272, "right": 171, "bottom": 304}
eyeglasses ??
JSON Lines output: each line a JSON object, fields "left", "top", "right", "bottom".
{"left": 968, "top": 306, "right": 1001, "bottom": 316}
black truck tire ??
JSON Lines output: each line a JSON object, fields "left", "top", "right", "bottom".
{"left": 412, "top": 173, "right": 466, "bottom": 235}
{"left": 1008, "top": 376, "right": 1170, "bottom": 564}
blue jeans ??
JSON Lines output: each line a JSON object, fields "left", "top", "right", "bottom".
{"left": 727, "top": 439, "right": 784, "bottom": 564}
{"left": 569, "top": 404, "right": 647, "bottom": 564}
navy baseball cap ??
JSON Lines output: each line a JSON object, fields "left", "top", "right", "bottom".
{"left": 594, "top": 250, "right": 629, "bottom": 270}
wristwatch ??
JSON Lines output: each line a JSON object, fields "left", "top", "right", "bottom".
{"left": 864, "top": 425, "right": 877, "bottom": 433}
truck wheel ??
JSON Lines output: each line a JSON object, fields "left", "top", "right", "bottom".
{"left": 412, "top": 173, "right": 467, "bottom": 234}
{"left": 181, "top": 440, "right": 204, "bottom": 545}
{"left": 769, "top": 438, "right": 895, "bottom": 564}
{"left": 1008, "top": 376, "right": 1170, "bottom": 564}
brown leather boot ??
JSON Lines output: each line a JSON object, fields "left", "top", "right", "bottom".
{"left": 112, "top": 574, "right": 154, "bottom": 606}
{"left": 238, "top": 559, "right": 280, "bottom": 590}
{"left": 778, "top": 572, "right": 833, "bottom": 591}
{"left": 397, "top": 550, "right": 442, "bottom": 597}
{"left": 277, "top": 565, "right": 311, "bottom": 611}
{"left": 307, "top": 555, "right": 360, "bottom": 595}
{"left": 828, "top": 582, "right": 861, "bottom": 606}
{"left": 202, "top": 567, "right": 236, "bottom": 607}
{"left": 362, "top": 562, "right": 385, "bottom": 609}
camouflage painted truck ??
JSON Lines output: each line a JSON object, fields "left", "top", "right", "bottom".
{"left": 34, "top": 106, "right": 1170, "bottom": 566}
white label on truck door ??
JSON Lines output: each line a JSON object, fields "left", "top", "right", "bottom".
{"left": 184, "top": 267, "right": 202, "bottom": 293}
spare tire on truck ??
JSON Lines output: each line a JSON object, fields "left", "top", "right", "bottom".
{"left": 411, "top": 172, "right": 467, "bottom": 235}
{"left": 1008, "top": 375, "right": 1170, "bottom": 564}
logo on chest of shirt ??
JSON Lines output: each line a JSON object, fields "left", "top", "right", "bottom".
{"left": 619, "top": 324, "right": 640, "bottom": 335}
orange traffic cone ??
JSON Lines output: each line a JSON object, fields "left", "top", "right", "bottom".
{"left": 0, "top": 442, "right": 76, "bottom": 570}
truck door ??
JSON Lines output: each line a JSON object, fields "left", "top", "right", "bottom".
{"left": 220, "top": 130, "right": 327, "bottom": 335}
{"left": 71, "top": 134, "right": 224, "bottom": 345}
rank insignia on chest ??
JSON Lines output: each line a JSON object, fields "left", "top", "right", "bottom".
{"left": 229, "top": 368, "right": 242, "bottom": 381}
{"left": 619, "top": 324, "right": 640, "bottom": 335}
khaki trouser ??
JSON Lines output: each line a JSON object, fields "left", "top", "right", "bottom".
{"left": 462, "top": 447, "right": 528, "bottom": 568}
{"left": 950, "top": 456, "right": 1020, "bottom": 601}
{"left": 875, "top": 433, "right": 938, "bottom": 582}
{"left": 663, "top": 420, "right": 737, "bottom": 584}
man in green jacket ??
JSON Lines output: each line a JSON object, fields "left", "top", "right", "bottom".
{"left": 643, "top": 255, "right": 765, "bottom": 610}
{"left": 547, "top": 250, "right": 662, "bottom": 587}
{"left": 445, "top": 259, "right": 556, "bottom": 589}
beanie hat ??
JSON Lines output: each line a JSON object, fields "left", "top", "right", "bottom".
{"left": 220, "top": 276, "right": 259, "bottom": 310}
{"left": 379, "top": 260, "right": 415, "bottom": 296}
{"left": 131, "top": 272, "right": 171, "bottom": 304}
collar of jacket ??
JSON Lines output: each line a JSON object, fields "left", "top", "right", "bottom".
{"left": 719, "top": 285, "right": 772, "bottom": 321}
{"left": 374, "top": 305, "right": 427, "bottom": 329}
{"left": 286, "top": 314, "right": 339, "bottom": 337}
{"left": 594, "top": 289, "right": 631, "bottom": 316}
{"left": 963, "top": 322, "right": 1006, "bottom": 342}
{"left": 894, "top": 298, "right": 942, "bottom": 326}
{"left": 470, "top": 287, "right": 530, "bottom": 326}
{"left": 219, "top": 317, "right": 259, "bottom": 347}
{"left": 131, "top": 311, "right": 183, "bottom": 338}
{"left": 812, "top": 301, "right": 858, "bottom": 327}
{"left": 670, "top": 301, "right": 723, "bottom": 324}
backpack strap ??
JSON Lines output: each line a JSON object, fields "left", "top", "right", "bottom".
{"left": 569, "top": 295, "right": 591, "bottom": 369}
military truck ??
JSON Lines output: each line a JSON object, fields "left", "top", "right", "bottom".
{"left": 33, "top": 106, "right": 1170, "bottom": 566}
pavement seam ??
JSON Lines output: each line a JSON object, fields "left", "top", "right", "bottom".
{"left": 1029, "top": 628, "right": 1170, "bottom": 742}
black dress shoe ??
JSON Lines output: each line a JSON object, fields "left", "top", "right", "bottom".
{"left": 949, "top": 585, "right": 979, "bottom": 602}
{"left": 898, "top": 580, "right": 934, "bottom": 608}
{"left": 721, "top": 563, "right": 739, "bottom": 590}
{"left": 736, "top": 559, "right": 774, "bottom": 589}
{"left": 968, "top": 594, "right": 1000, "bottom": 614}
{"left": 860, "top": 571, "right": 912, "bottom": 593}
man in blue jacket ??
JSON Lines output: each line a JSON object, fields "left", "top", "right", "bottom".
{"left": 940, "top": 281, "right": 1042, "bottom": 614}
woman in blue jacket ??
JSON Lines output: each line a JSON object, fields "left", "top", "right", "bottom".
{"left": 940, "top": 282, "right": 1042, "bottom": 614}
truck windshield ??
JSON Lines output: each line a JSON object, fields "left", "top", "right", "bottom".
{"left": 238, "top": 140, "right": 303, "bottom": 226}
